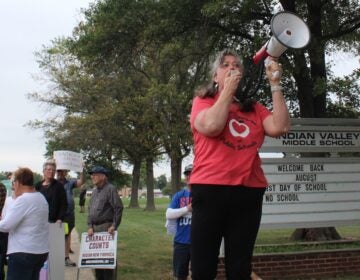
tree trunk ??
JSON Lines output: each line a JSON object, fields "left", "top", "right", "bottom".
{"left": 145, "top": 156, "right": 155, "bottom": 211}
{"left": 170, "top": 153, "right": 182, "bottom": 195}
{"left": 128, "top": 158, "right": 141, "bottom": 208}
{"left": 292, "top": 51, "right": 314, "bottom": 117}
{"left": 291, "top": 227, "right": 342, "bottom": 242}
{"left": 287, "top": 1, "right": 339, "bottom": 240}
{"left": 307, "top": 1, "right": 328, "bottom": 118}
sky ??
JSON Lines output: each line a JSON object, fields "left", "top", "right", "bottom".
{"left": 0, "top": 0, "right": 95, "bottom": 175}
{"left": 0, "top": 1, "right": 358, "bottom": 176}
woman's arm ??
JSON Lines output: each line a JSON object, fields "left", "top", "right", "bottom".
{"left": 194, "top": 71, "right": 240, "bottom": 137}
{"left": 263, "top": 58, "right": 291, "bottom": 137}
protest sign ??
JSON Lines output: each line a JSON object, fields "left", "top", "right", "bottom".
{"left": 53, "top": 150, "right": 83, "bottom": 172}
{"left": 78, "top": 231, "right": 117, "bottom": 269}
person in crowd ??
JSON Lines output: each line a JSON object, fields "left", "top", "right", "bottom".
{"left": 166, "top": 164, "right": 193, "bottom": 280}
{"left": 87, "top": 166, "right": 124, "bottom": 280}
{"left": 1, "top": 172, "right": 12, "bottom": 197}
{"left": 79, "top": 185, "right": 87, "bottom": 213}
{"left": 0, "top": 182, "right": 7, "bottom": 280}
{"left": 0, "top": 167, "right": 49, "bottom": 280}
{"left": 189, "top": 49, "right": 290, "bottom": 280}
{"left": 56, "top": 168, "right": 85, "bottom": 267}
{"left": 35, "top": 160, "right": 68, "bottom": 224}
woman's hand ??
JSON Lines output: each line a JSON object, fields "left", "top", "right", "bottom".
{"left": 265, "top": 57, "right": 282, "bottom": 86}
{"left": 223, "top": 69, "right": 242, "bottom": 97}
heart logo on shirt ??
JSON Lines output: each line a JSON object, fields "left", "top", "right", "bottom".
{"left": 229, "top": 119, "right": 250, "bottom": 138}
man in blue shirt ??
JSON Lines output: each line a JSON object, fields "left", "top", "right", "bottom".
{"left": 166, "top": 164, "right": 192, "bottom": 280}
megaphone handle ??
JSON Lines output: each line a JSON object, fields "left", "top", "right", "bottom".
{"left": 264, "top": 57, "right": 280, "bottom": 79}
{"left": 272, "top": 71, "right": 280, "bottom": 79}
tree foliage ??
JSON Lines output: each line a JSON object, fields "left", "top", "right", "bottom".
{"left": 29, "top": 0, "right": 359, "bottom": 213}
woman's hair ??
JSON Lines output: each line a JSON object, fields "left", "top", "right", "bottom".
{"left": 195, "top": 49, "right": 242, "bottom": 98}
{"left": 195, "top": 48, "right": 255, "bottom": 112}
{"left": 43, "top": 159, "right": 56, "bottom": 171}
{"left": 13, "top": 167, "right": 34, "bottom": 187}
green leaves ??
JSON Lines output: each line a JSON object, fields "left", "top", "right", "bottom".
{"left": 29, "top": 0, "right": 360, "bottom": 188}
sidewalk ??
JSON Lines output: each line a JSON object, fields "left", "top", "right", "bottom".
{"left": 65, "top": 229, "right": 95, "bottom": 280}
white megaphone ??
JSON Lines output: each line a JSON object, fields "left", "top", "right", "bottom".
{"left": 253, "top": 11, "right": 311, "bottom": 65}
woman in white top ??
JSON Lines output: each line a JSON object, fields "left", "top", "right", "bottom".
{"left": 0, "top": 167, "right": 49, "bottom": 280}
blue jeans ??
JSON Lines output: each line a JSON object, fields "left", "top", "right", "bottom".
{"left": 7, "top": 252, "right": 48, "bottom": 280}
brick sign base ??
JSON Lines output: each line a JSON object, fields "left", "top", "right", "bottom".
{"left": 216, "top": 249, "right": 360, "bottom": 279}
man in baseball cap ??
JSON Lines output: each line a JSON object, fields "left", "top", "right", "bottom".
{"left": 183, "top": 164, "right": 193, "bottom": 176}
{"left": 88, "top": 166, "right": 109, "bottom": 175}
{"left": 87, "top": 165, "right": 123, "bottom": 279}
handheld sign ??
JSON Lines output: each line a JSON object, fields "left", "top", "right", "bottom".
{"left": 78, "top": 231, "right": 118, "bottom": 269}
{"left": 53, "top": 150, "right": 83, "bottom": 172}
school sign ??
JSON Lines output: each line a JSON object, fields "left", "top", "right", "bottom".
{"left": 260, "top": 118, "right": 360, "bottom": 229}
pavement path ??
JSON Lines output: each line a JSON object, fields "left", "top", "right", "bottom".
{"left": 65, "top": 229, "right": 95, "bottom": 280}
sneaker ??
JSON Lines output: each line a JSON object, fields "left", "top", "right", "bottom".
{"left": 65, "top": 258, "right": 76, "bottom": 267}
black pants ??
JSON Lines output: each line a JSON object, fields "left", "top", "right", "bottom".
{"left": 0, "top": 232, "right": 8, "bottom": 280}
{"left": 173, "top": 242, "right": 191, "bottom": 278}
{"left": 190, "top": 185, "right": 265, "bottom": 280}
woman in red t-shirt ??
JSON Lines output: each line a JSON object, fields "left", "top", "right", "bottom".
{"left": 189, "top": 49, "right": 290, "bottom": 280}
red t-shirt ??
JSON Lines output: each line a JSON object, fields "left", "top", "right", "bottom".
{"left": 189, "top": 95, "right": 271, "bottom": 187}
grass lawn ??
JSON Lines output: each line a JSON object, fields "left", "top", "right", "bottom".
{"left": 75, "top": 196, "right": 360, "bottom": 280}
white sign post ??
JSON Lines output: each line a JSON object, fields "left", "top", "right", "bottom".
{"left": 53, "top": 150, "right": 83, "bottom": 172}
{"left": 47, "top": 223, "right": 65, "bottom": 280}
{"left": 78, "top": 231, "right": 118, "bottom": 269}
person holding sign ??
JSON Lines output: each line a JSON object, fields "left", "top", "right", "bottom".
{"left": 0, "top": 167, "right": 49, "bottom": 280}
{"left": 189, "top": 49, "right": 290, "bottom": 279}
{"left": 87, "top": 166, "right": 123, "bottom": 280}
{"left": 56, "top": 168, "right": 85, "bottom": 267}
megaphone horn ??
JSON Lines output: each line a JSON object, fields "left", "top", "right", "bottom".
{"left": 253, "top": 11, "right": 311, "bottom": 65}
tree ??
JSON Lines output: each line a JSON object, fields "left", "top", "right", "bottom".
{"left": 152, "top": 0, "right": 360, "bottom": 240}
{"left": 156, "top": 175, "right": 168, "bottom": 190}
{"left": 30, "top": 0, "right": 359, "bottom": 220}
